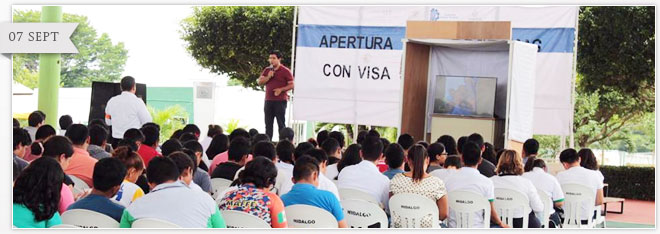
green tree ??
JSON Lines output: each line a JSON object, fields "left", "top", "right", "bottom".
{"left": 12, "top": 10, "right": 128, "bottom": 88}
{"left": 181, "top": 6, "right": 294, "bottom": 90}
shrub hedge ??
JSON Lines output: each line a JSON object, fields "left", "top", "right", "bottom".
{"left": 600, "top": 165, "right": 654, "bottom": 201}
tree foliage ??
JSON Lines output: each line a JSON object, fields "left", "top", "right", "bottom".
{"left": 180, "top": 6, "right": 294, "bottom": 90}
{"left": 12, "top": 10, "right": 128, "bottom": 88}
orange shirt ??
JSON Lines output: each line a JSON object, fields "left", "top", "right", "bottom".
{"left": 64, "top": 147, "right": 98, "bottom": 187}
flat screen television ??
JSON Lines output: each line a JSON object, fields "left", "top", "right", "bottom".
{"left": 432, "top": 75, "right": 497, "bottom": 118}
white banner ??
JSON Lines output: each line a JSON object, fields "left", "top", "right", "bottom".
{"left": 294, "top": 6, "right": 577, "bottom": 135}
{"left": 507, "top": 41, "right": 538, "bottom": 143}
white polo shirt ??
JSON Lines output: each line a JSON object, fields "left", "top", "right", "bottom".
{"left": 555, "top": 166, "right": 604, "bottom": 221}
{"left": 444, "top": 167, "right": 495, "bottom": 228}
{"left": 324, "top": 163, "right": 339, "bottom": 180}
{"left": 275, "top": 162, "right": 294, "bottom": 176}
{"left": 430, "top": 168, "right": 457, "bottom": 183}
{"left": 337, "top": 160, "right": 390, "bottom": 210}
{"left": 490, "top": 175, "right": 544, "bottom": 218}
{"left": 523, "top": 167, "right": 564, "bottom": 214}
{"left": 279, "top": 171, "right": 340, "bottom": 200}
{"left": 105, "top": 91, "right": 152, "bottom": 139}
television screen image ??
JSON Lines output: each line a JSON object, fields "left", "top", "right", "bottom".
{"left": 432, "top": 76, "right": 497, "bottom": 118}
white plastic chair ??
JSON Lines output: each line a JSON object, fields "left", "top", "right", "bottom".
{"left": 493, "top": 188, "right": 531, "bottom": 228}
{"left": 60, "top": 209, "right": 120, "bottom": 228}
{"left": 339, "top": 188, "right": 381, "bottom": 206}
{"left": 341, "top": 199, "right": 388, "bottom": 228}
{"left": 447, "top": 190, "right": 491, "bottom": 228}
{"left": 50, "top": 224, "right": 81, "bottom": 228}
{"left": 210, "top": 178, "right": 233, "bottom": 199}
{"left": 593, "top": 206, "right": 607, "bottom": 228}
{"left": 388, "top": 193, "right": 439, "bottom": 228}
{"left": 536, "top": 189, "right": 553, "bottom": 228}
{"left": 68, "top": 175, "right": 89, "bottom": 195}
{"left": 561, "top": 183, "right": 596, "bottom": 228}
{"left": 220, "top": 210, "right": 271, "bottom": 228}
{"left": 131, "top": 218, "right": 181, "bottom": 228}
{"left": 285, "top": 204, "right": 338, "bottom": 228}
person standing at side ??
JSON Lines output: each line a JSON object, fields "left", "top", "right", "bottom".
{"left": 105, "top": 76, "right": 152, "bottom": 148}
{"left": 257, "top": 50, "right": 294, "bottom": 141}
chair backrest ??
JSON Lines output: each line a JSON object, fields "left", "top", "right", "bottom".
{"left": 50, "top": 224, "right": 81, "bottom": 228}
{"left": 561, "top": 183, "right": 596, "bottom": 228}
{"left": 536, "top": 189, "right": 553, "bottom": 228}
{"left": 131, "top": 218, "right": 181, "bottom": 228}
{"left": 340, "top": 199, "right": 388, "bottom": 228}
{"left": 68, "top": 175, "right": 89, "bottom": 195}
{"left": 285, "top": 204, "right": 338, "bottom": 228}
{"left": 447, "top": 190, "right": 491, "bottom": 228}
{"left": 220, "top": 210, "right": 271, "bottom": 228}
{"left": 60, "top": 209, "right": 120, "bottom": 228}
{"left": 493, "top": 188, "right": 531, "bottom": 228}
{"left": 388, "top": 193, "right": 439, "bottom": 228}
{"left": 339, "top": 188, "right": 380, "bottom": 206}
{"left": 210, "top": 178, "right": 233, "bottom": 199}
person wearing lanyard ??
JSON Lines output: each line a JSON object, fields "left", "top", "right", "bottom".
{"left": 105, "top": 76, "right": 152, "bottom": 148}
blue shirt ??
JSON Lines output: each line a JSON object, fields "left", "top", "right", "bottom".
{"left": 67, "top": 194, "right": 125, "bottom": 222}
{"left": 383, "top": 168, "right": 405, "bottom": 180}
{"left": 280, "top": 183, "right": 344, "bottom": 221}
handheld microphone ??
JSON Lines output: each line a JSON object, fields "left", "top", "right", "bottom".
{"left": 268, "top": 65, "right": 274, "bottom": 71}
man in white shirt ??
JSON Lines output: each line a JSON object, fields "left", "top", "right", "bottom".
{"left": 337, "top": 136, "right": 390, "bottom": 210}
{"left": 522, "top": 139, "right": 540, "bottom": 165}
{"left": 275, "top": 140, "right": 295, "bottom": 175}
{"left": 280, "top": 149, "right": 340, "bottom": 200}
{"left": 321, "top": 138, "right": 342, "bottom": 180}
{"left": 555, "top": 148, "right": 604, "bottom": 224}
{"left": 25, "top": 111, "right": 45, "bottom": 141}
{"left": 522, "top": 159, "right": 564, "bottom": 218}
{"left": 105, "top": 76, "right": 152, "bottom": 146}
{"left": 444, "top": 142, "right": 509, "bottom": 228}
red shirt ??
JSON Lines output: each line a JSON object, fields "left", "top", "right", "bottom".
{"left": 261, "top": 65, "right": 294, "bottom": 101}
{"left": 137, "top": 144, "right": 161, "bottom": 167}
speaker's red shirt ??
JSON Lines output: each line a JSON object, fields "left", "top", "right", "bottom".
{"left": 261, "top": 65, "right": 294, "bottom": 101}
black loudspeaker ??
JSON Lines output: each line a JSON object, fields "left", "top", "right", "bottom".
{"left": 89, "top": 81, "right": 147, "bottom": 124}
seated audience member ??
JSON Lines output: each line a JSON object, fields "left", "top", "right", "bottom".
{"left": 280, "top": 149, "right": 340, "bottom": 199}
{"left": 275, "top": 140, "right": 295, "bottom": 175}
{"left": 490, "top": 150, "right": 543, "bottom": 228}
{"left": 397, "top": 134, "right": 415, "bottom": 155}
{"left": 322, "top": 138, "right": 342, "bottom": 166}
{"left": 247, "top": 141, "right": 289, "bottom": 194}
{"left": 25, "top": 111, "right": 45, "bottom": 141}
{"left": 13, "top": 118, "right": 20, "bottom": 128}
{"left": 13, "top": 157, "right": 64, "bottom": 228}
{"left": 578, "top": 148, "right": 604, "bottom": 181}
{"left": 316, "top": 130, "right": 329, "bottom": 147}
{"left": 117, "top": 139, "right": 139, "bottom": 152}
{"left": 456, "top": 136, "right": 468, "bottom": 155}
{"left": 24, "top": 125, "right": 56, "bottom": 162}
{"left": 184, "top": 141, "right": 212, "bottom": 193}
{"left": 382, "top": 143, "right": 406, "bottom": 180}
{"left": 137, "top": 125, "right": 161, "bottom": 166}
{"left": 211, "top": 137, "right": 250, "bottom": 180}
{"left": 416, "top": 141, "right": 429, "bottom": 149}
{"left": 64, "top": 124, "right": 98, "bottom": 187}
{"left": 182, "top": 124, "right": 201, "bottom": 139}
{"left": 467, "top": 133, "right": 496, "bottom": 178}
{"left": 111, "top": 147, "right": 145, "bottom": 207}
{"left": 218, "top": 157, "right": 288, "bottom": 228}
{"left": 327, "top": 131, "right": 345, "bottom": 150}
{"left": 555, "top": 148, "right": 604, "bottom": 224}
{"left": 436, "top": 135, "right": 458, "bottom": 156}
{"left": 252, "top": 133, "right": 271, "bottom": 145}
{"left": 483, "top": 143, "right": 498, "bottom": 166}
{"left": 206, "top": 133, "right": 229, "bottom": 161}
{"left": 119, "top": 157, "right": 226, "bottom": 228}
{"left": 169, "top": 151, "right": 206, "bottom": 193}
{"left": 294, "top": 142, "right": 315, "bottom": 162}
{"left": 179, "top": 132, "right": 198, "bottom": 143}
{"left": 444, "top": 142, "right": 509, "bottom": 228}
{"left": 338, "top": 136, "right": 390, "bottom": 209}
{"left": 522, "top": 158, "right": 564, "bottom": 227}
{"left": 430, "top": 156, "right": 462, "bottom": 182}
{"left": 280, "top": 156, "right": 347, "bottom": 228}
{"left": 13, "top": 128, "right": 31, "bottom": 180}
{"left": 160, "top": 138, "right": 183, "bottom": 157}
{"left": 123, "top": 128, "right": 145, "bottom": 149}
{"left": 390, "top": 144, "right": 448, "bottom": 228}
{"left": 200, "top": 124, "right": 223, "bottom": 165}
{"left": 427, "top": 143, "right": 446, "bottom": 172}
{"left": 59, "top": 115, "right": 73, "bottom": 136}
{"left": 209, "top": 129, "right": 252, "bottom": 173}
{"left": 170, "top": 129, "right": 184, "bottom": 140}
{"left": 41, "top": 136, "right": 76, "bottom": 213}
{"left": 87, "top": 125, "right": 111, "bottom": 160}
{"left": 307, "top": 138, "right": 318, "bottom": 148}
{"left": 279, "top": 127, "right": 295, "bottom": 142}
{"left": 67, "top": 158, "right": 127, "bottom": 222}
{"left": 334, "top": 144, "right": 362, "bottom": 180}
{"left": 522, "top": 138, "right": 540, "bottom": 165}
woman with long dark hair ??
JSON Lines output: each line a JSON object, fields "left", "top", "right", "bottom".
{"left": 334, "top": 144, "right": 362, "bottom": 180}
{"left": 577, "top": 148, "right": 604, "bottom": 184}
{"left": 40, "top": 136, "right": 75, "bottom": 214}
{"left": 389, "top": 144, "right": 448, "bottom": 228}
{"left": 13, "top": 157, "right": 64, "bottom": 228}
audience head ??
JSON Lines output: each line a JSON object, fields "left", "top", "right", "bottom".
{"left": 123, "top": 128, "right": 145, "bottom": 146}
{"left": 183, "top": 140, "right": 204, "bottom": 165}
{"left": 65, "top": 124, "right": 89, "bottom": 146}
{"left": 112, "top": 146, "right": 144, "bottom": 183}
{"left": 356, "top": 130, "right": 368, "bottom": 145}
{"left": 577, "top": 148, "right": 599, "bottom": 170}
{"left": 444, "top": 156, "right": 462, "bottom": 169}
{"left": 146, "top": 156, "right": 180, "bottom": 188}
{"left": 182, "top": 124, "right": 201, "bottom": 138}
{"left": 42, "top": 136, "right": 74, "bottom": 169}
{"left": 456, "top": 136, "right": 468, "bottom": 154}
{"left": 337, "top": 144, "right": 362, "bottom": 176}
{"left": 89, "top": 119, "right": 109, "bottom": 130}
{"left": 408, "top": 144, "right": 430, "bottom": 182}
{"left": 523, "top": 138, "right": 540, "bottom": 157}
{"left": 170, "top": 129, "right": 184, "bottom": 140}
{"left": 483, "top": 142, "right": 497, "bottom": 165}
{"left": 559, "top": 148, "right": 580, "bottom": 169}
{"left": 248, "top": 128, "right": 259, "bottom": 138}
{"left": 140, "top": 125, "right": 160, "bottom": 147}
{"left": 316, "top": 130, "right": 329, "bottom": 147}
{"left": 279, "top": 127, "right": 295, "bottom": 142}
{"left": 367, "top": 129, "right": 381, "bottom": 139}
{"left": 206, "top": 134, "right": 229, "bottom": 160}
{"left": 207, "top": 124, "right": 223, "bottom": 138}
{"left": 13, "top": 118, "right": 20, "bottom": 128}
{"left": 58, "top": 115, "right": 73, "bottom": 131}
{"left": 29, "top": 125, "right": 55, "bottom": 155}
{"left": 467, "top": 133, "right": 485, "bottom": 151}
{"left": 253, "top": 141, "right": 276, "bottom": 161}
{"left": 93, "top": 157, "right": 127, "bottom": 195}
{"left": 328, "top": 131, "right": 345, "bottom": 149}
{"left": 276, "top": 140, "right": 295, "bottom": 164}
{"left": 179, "top": 132, "right": 198, "bottom": 143}
{"left": 461, "top": 142, "right": 482, "bottom": 167}
{"left": 28, "top": 111, "right": 45, "bottom": 127}
{"left": 397, "top": 134, "right": 414, "bottom": 151}
{"left": 229, "top": 128, "right": 250, "bottom": 142}
{"left": 427, "top": 142, "right": 446, "bottom": 165}
{"left": 116, "top": 139, "right": 139, "bottom": 152}
{"left": 306, "top": 148, "right": 329, "bottom": 168}
{"left": 437, "top": 135, "right": 458, "bottom": 155}
{"left": 13, "top": 157, "right": 64, "bottom": 222}
{"left": 495, "top": 149, "right": 524, "bottom": 176}
{"left": 88, "top": 124, "right": 109, "bottom": 148}
{"left": 294, "top": 142, "right": 315, "bottom": 162}
{"left": 142, "top": 122, "right": 160, "bottom": 131}
{"left": 416, "top": 141, "right": 429, "bottom": 149}
{"left": 321, "top": 138, "right": 341, "bottom": 158}
{"left": 384, "top": 143, "right": 405, "bottom": 170}
{"left": 307, "top": 138, "right": 318, "bottom": 147}
{"left": 528, "top": 158, "right": 547, "bottom": 172}
{"left": 252, "top": 133, "right": 271, "bottom": 145}
{"left": 120, "top": 76, "right": 136, "bottom": 92}
{"left": 291, "top": 155, "right": 320, "bottom": 186}
{"left": 228, "top": 137, "right": 251, "bottom": 165}
{"left": 361, "top": 136, "right": 383, "bottom": 161}
{"left": 380, "top": 138, "right": 391, "bottom": 151}
{"left": 168, "top": 151, "right": 195, "bottom": 185}
{"left": 161, "top": 139, "right": 183, "bottom": 156}
{"left": 13, "top": 128, "right": 31, "bottom": 154}
{"left": 237, "top": 156, "right": 278, "bottom": 189}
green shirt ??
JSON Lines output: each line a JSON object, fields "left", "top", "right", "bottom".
{"left": 13, "top": 203, "right": 62, "bottom": 228}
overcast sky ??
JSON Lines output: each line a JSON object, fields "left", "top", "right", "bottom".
{"left": 13, "top": 5, "right": 229, "bottom": 87}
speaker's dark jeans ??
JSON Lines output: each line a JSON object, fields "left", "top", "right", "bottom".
{"left": 264, "top": 100, "right": 287, "bottom": 140}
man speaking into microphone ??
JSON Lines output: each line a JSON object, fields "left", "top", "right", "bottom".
{"left": 257, "top": 50, "right": 294, "bottom": 141}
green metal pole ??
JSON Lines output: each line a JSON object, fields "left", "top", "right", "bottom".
{"left": 38, "top": 6, "right": 62, "bottom": 127}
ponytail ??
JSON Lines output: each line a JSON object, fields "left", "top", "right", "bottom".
{"left": 30, "top": 141, "right": 44, "bottom": 155}
{"left": 408, "top": 144, "right": 428, "bottom": 182}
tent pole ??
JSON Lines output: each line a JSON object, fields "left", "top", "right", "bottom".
{"left": 37, "top": 6, "right": 62, "bottom": 127}
{"left": 568, "top": 7, "right": 580, "bottom": 149}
